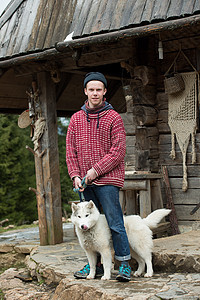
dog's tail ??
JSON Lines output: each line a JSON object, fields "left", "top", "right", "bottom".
{"left": 143, "top": 209, "right": 171, "bottom": 230}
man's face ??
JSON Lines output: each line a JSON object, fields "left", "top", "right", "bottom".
{"left": 84, "top": 81, "right": 107, "bottom": 108}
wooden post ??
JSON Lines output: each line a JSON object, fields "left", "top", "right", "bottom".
{"left": 162, "top": 166, "right": 180, "bottom": 235}
{"left": 132, "top": 105, "right": 157, "bottom": 126}
{"left": 34, "top": 152, "right": 49, "bottom": 245}
{"left": 125, "top": 190, "right": 137, "bottom": 215}
{"left": 27, "top": 146, "right": 48, "bottom": 246}
{"left": 36, "top": 71, "right": 63, "bottom": 245}
{"left": 135, "top": 126, "right": 159, "bottom": 172}
{"left": 139, "top": 180, "right": 151, "bottom": 218}
{"left": 129, "top": 63, "right": 159, "bottom": 173}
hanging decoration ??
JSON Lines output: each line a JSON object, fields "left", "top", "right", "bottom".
{"left": 166, "top": 50, "right": 199, "bottom": 192}
{"left": 26, "top": 81, "right": 42, "bottom": 119}
{"left": 168, "top": 70, "right": 198, "bottom": 191}
{"left": 18, "top": 109, "right": 32, "bottom": 128}
{"left": 18, "top": 81, "right": 46, "bottom": 152}
{"left": 164, "top": 50, "right": 185, "bottom": 95}
{"left": 32, "top": 117, "right": 46, "bottom": 151}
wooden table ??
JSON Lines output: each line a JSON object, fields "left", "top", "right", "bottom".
{"left": 120, "top": 172, "right": 163, "bottom": 218}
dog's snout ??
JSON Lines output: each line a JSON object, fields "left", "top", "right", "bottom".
{"left": 81, "top": 224, "right": 88, "bottom": 230}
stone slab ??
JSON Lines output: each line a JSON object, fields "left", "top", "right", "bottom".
{"left": 1, "top": 226, "right": 200, "bottom": 299}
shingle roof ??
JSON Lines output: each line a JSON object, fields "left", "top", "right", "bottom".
{"left": 0, "top": 0, "right": 200, "bottom": 59}
{"left": 71, "top": 0, "right": 200, "bottom": 38}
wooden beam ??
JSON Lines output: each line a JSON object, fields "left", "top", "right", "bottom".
{"left": 1, "top": 15, "right": 200, "bottom": 71}
{"left": 0, "top": 97, "right": 27, "bottom": 109}
{"left": 56, "top": 72, "right": 71, "bottom": 102}
{"left": 69, "top": 45, "right": 133, "bottom": 68}
{"left": 121, "top": 180, "right": 147, "bottom": 190}
{"left": 59, "top": 69, "right": 127, "bottom": 81}
{"left": 56, "top": 15, "right": 200, "bottom": 51}
{"left": 37, "top": 71, "right": 63, "bottom": 245}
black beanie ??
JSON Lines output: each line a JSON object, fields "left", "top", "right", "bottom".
{"left": 84, "top": 72, "right": 107, "bottom": 88}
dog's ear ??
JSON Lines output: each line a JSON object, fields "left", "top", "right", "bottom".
{"left": 71, "top": 203, "right": 78, "bottom": 213}
{"left": 87, "top": 200, "right": 94, "bottom": 209}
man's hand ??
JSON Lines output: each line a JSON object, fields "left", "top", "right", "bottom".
{"left": 86, "top": 168, "right": 97, "bottom": 184}
{"left": 74, "top": 177, "right": 84, "bottom": 192}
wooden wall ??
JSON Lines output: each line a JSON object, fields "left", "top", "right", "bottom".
{"left": 157, "top": 45, "right": 200, "bottom": 231}
{"left": 157, "top": 92, "right": 200, "bottom": 231}
{"left": 121, "top": 38, "right": 200, "bottom": 231}
{"left": 121, "top": 112, "right": 136, "bottom": 171}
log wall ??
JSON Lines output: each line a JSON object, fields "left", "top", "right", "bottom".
{"left": 121, "top": 112, "right": 136, "bottom": 171}
{"left": 157, "top": 91, "right": 200, "bottom": 231}
{"left": 121, "top": 38, "right": 200, "bottom": 231}
{"left": 156, "top": 44, "right": 200, "bottom": 230}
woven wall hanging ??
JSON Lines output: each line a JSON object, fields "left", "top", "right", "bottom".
{"left": 168, "top": 71, "right": 198, "bottom": 191}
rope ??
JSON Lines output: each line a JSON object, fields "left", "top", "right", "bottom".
{"left": 73, "top": 176, "right": 87, "bottom": 201}
{"left": 164, "top": 49, "right": 198, "bottom": 76}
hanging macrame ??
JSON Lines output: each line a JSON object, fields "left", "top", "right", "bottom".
{"left": 166, "top": 50, "right": 199, "bottom": 192}
{"left": 168, "top": 71, "right": 198, "bottom": 191}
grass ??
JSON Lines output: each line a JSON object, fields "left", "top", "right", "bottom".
{"left": 0, "top": 289, "right": 4, "bottom": 300}
{"left": 0, "top": 216, "right": 72, "bottom": 234}
{"left": 0, "top": 223, "right": 38, "bottom": 234}
{"left": 0, "top": 262, "right": 26, "bottom": 275}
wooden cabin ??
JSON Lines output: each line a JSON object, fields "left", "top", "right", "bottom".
{"left": 0, "top": 0, "right": 200, "bottom": 244}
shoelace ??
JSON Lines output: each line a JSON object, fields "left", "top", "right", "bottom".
{"left": 79, "top": 264, "right": 90, "bottom": 274}
{"left": 119, "top": 264, "right": 131, "bottom": 275}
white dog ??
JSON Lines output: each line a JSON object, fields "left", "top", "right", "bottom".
{"left": 71, "top": 200, "right": 171, "bottom": 280}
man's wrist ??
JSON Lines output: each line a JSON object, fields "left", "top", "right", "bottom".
{"left": 92, "top": 167, "right": 98, "bottom": 177}
{"left": 72, "top": 176, "right": 81, "bottom": 181}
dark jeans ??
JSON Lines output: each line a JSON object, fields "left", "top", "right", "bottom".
{"left": 80, "top": 184, "right": 131, "bottom": 261}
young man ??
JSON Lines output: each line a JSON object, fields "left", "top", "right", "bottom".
{"left": 66, "top": 72, "right": 131, "bottom": 281}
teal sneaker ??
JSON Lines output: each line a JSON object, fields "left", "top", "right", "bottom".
{"left": 116, "top": 263, "right": 131, "bottom": 282}
{"left": 74, "top": 263, "right": 104, "bottom": 279}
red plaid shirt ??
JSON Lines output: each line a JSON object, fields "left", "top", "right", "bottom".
{"left": 66, "top": 108, "right": 126, "bottom": 187}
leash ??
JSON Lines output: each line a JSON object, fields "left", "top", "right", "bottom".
{"left": 73, "top": 176, "right": 87, "bottom": 201}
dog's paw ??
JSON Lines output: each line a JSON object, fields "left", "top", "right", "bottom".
{"left": 133, "top": 271, "right": 142, "bottom": 277}
{"left": 86, "top": 274, "right": 95, "bottom": 279}
{"left": 144, "top": 272, "right": 153, "bottom": 278}
{"left": 101, "top": 275, "right": 111, "bottom": 280}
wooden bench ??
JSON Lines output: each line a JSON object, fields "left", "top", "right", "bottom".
{"left": 120, "top": 172, "right": 164, "bottom": 217}
{"left": 119, "top": 172, "right": 169, "bottom": 236}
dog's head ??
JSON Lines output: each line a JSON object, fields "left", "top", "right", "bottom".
{"left": 71, "top": 200, "right": 100, "bottom": 231}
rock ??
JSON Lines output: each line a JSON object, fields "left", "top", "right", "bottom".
{"left": 14, "top": 244, "right": 37, "bottom": 254}
{"left": 156, "top": 285, "right": 187, "bottom": 299}
{"left": 52, "top": 278, "right": 124, "bottom": 300}
{"left": 152, "top": 230, "right": 200, "bottom": 273}
{"left": 25, "top": 255, "right": 37, "bottom": 278}
{"left": 0, "top": 252, "right": 25, "bottom": 269}
{"left": 0, "top": 268, "right": 25, "bottom": 290}
{"left": 33, "top": 220, "right": 39, "bottom": 225}
{"left": 0, "top": 244, "right": 14, "bottom": 253}
{"left": 4, "top": 225, "right": 15, "bottom": 230}
{"left": 0, "top": 268, "right": 56, "bottom": 300}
